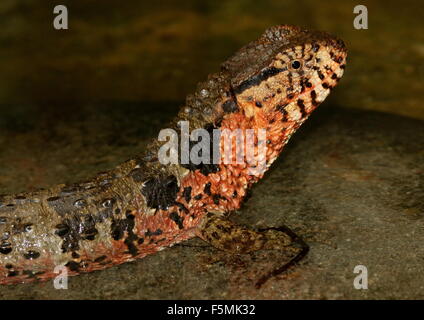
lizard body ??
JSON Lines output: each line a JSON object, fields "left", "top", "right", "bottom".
{"left": 0, "top": 25, "right": 347, "bottom": 286}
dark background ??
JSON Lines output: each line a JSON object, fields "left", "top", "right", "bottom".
{"left": 0, "top": 0, "right": 423, "bottom": 299}
{"left": 0, "top": 0, "right": 422, "bottom": 118}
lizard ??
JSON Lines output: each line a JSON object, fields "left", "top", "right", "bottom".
{"left": 0, "top": 25, "right": 347, "bottom": 287}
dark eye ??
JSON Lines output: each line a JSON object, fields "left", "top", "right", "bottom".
{"left": 291, "top": 60, "right": 301, "bottom": 69}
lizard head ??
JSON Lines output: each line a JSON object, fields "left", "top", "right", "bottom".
{"left": 222, "top": 25, "right": 347, "bottom": 122}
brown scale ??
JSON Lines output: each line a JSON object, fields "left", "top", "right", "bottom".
{"left": 0, "top": 25, "right": 347, "bottom": 286}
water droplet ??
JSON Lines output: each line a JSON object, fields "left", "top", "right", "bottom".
{"left": 102, "top": 199, "right": 115, "bottom": 208}
{"left": 1, "top": 232, "right": 10, "bottom": 240}
{"left": 73, "top": 199, "right": 87, "bottom": 208}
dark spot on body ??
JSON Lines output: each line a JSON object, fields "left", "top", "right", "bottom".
{"left": 276, "top": 104, "right": 288, "bottom": 113}
{"left": 194, "top": 163, "right": 220, "bottom": 176}
{"left": 111, "top": 215, "right": 138, "bottom": 256}
{"left": 297, "top": 99, "right": 307, "bottom": 117}
{"left": 182, "top": 187, "right": 192, "bottom": 203}
{"left": 222, "top": 99, "right": 239, "bottom": 113}
{"left": 138, "top": 238, "right": 144, "bottom": 245}
{"left": 55, "top": 215, "right": 98, "bottom": 253}
{"left": 55, "top": 224, "right": 70, "bottom": 237}
{"left": 194, "top": 194, "right": 202, "bottom": 200}
{"left": 5, "top": 264, "right": 13, "bottom": 269}
{"left": 7, "top": 271, "right": 18, "bottom": 277}
{"left": 145, "top": 229, "right": 163, "bottom": 237}
{"left": 204, "top": 182, "right": 212, "bottom": 196}
{"left": 169, "top": 212, "right": 184, "bottom": 229}
{"left": 333, "top": 56, "right": 343, "bottom": 63}
{"left": 141, "top": 175, "right": 179, "bottom": 210}
{"left": 311, "top": 90, "right": 318, "bottom": 106}
{"left": 47, "top": 196, "right": 60, "bottom": 202}
{"left": 111, "top": 217, "right": 133, "bottom": 241}
{"left": 0, "top": 242, "right": 12, "bottom": 254}
{"left": 82, "top": 216, "right": 98, "bottom": 240}
{"left": 72, "top": 252, "right": 80, "bottom": 259}
{"left": 180, "top": 124, "right": 220, "bottom": 176}
{"left": 255, "top": 101, "right": 263, "bottom": 108}
{"left": 300, "top": 81, "right": 306, "bottom": 93}
{"left": 175, "top": 201, "right": 189, "bottom": 214}
{"left": 111, "top": 228, "right": 122, "bottom": 241}
{"left": 65, "top": 261, "right": 80, "bottom": 272}
{"left": 216, "top": 224, "right": 231, "bottom": 233}
{"left": 23, "top": 250, "right": 40, "bottom": 260}
{"left": 211, "top": 232, "right": 220, "bottom": 239}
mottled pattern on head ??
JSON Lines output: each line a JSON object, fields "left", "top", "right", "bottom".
{"left": 177, "top": 25, "right": 346, "bottom": 130}
{"left": 223, "top": 25, "right": 347, "bottom": 122}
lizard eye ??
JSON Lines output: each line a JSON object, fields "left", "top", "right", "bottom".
{"left": 291, "top": 60, "right": 301, "bottom": 69}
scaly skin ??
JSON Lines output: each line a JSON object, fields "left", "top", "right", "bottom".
{"left": 0, "top": 25, "right": 347, "bottom": 285}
